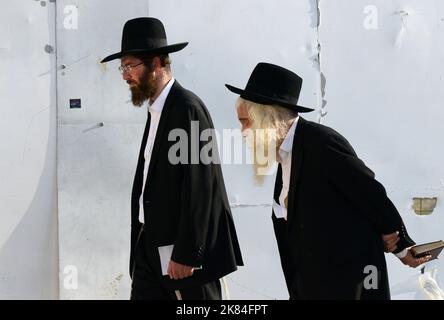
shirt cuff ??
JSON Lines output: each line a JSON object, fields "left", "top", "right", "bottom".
{"left": 395, "top": 248, "right": 408, "bottom": 259}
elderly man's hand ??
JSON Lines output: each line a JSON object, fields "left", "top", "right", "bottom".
{"left": 167, "top": 260, "right": 195, "bottom": 280}
{"left": 382, "top": 231, "right": 400, "bottom": 253}
{"left": 400, "top": 250, "right": 431, "bottom": 268}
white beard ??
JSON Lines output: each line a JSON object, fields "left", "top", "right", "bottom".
{"left": 243, "top": 128, "right": 278, "bottom": 186}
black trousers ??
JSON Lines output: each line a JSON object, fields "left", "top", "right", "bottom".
{"left": 130, "top": 226, "right": 221, "bottom": 300}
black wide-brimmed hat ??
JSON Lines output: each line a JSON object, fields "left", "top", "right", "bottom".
{"left": 101, "top": 17, "right": 188, "bottom": 63}
{"left": 225, "top": 62, "right": 314, "bottom": 113}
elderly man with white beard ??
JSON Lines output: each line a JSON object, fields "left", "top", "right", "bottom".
{"left": 225, "top": 62, "right": 429, "bottom": 300}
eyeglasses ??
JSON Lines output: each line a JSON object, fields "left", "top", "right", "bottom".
{"left": 118, "top": 62, "right": 144, "bottom": 75}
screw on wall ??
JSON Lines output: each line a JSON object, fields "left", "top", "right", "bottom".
{"left": 83, "top": 123, "right": 105, "bottom": 133}
{"left": 59, "top": 64, "right": 66, "bottom": 75}
{"left": 44, "top": 45, "right": 54, "bottom": 54}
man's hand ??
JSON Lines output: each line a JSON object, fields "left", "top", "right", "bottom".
{"left": 400, "top": 249, "right": 431, "bottom": 268}
{"left": 382, "top": 231, "right": 400, "bottom": 253}
{"left": 167, "top": 260, "right": 195, "bottom": 280}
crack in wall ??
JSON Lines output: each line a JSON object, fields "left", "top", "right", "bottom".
{"left": 315, "top": 0, "right": 327, "bottom": 124}
{"left": 230, "top": 202, "right": 271, "bottom": 209}
{"left": 22, "top": 106, "right": 51, "bottom": 162}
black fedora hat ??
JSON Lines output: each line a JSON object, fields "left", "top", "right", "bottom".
{"left": 101, "top": 17, "right": 188, "bottom": 63}
{"left": 225, "top": 63, "right": 314, "bottom": 113}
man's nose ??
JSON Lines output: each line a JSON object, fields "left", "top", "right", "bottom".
{"left": 241, "top": 122, "right": 250, "bottom": 132}
{"left": 122, "top": 72, "right": 131, "bottom": 81}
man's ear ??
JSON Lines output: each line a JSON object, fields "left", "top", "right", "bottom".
{"left": 152, "top": 56, "right": 162, "bottom": 71}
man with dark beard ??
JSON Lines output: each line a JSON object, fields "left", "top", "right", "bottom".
{"left": 101, "top": 17, "right": 243, "bottom": 300}
{"left": 225, "top": 62, "right": 430, "bottom": 300}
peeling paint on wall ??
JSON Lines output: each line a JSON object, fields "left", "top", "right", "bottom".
{"left": 315, "top": 0, "right": 328, "bottom": 124}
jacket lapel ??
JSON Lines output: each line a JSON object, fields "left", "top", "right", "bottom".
{"left": 131, "top": 110, "right": 151, "bottom": 222}
{"left": 286, "top": 117, "right": 307, "bottom": 227}
{"left": 135, "top": 111, "right": 151, "bottom": 178}
{"left": 273, "top": 164, "right": 283, "bottom": 203}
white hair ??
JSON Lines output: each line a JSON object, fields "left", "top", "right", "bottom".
{"left": 236, "top": 97, "right": 298, "bottom": 185}
{"left": 236, "top": 97, "right": 297, "bottom": 146}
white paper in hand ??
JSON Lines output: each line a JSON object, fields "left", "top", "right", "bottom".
{"left": 158, "top": 244, "right": 174, "bottom": 276}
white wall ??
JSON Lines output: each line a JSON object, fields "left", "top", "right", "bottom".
{"left": 0, "top": 0, "right": 58, "bottom": 299}
{"left": 56, "top": 0, "right": 150, "bottom": 299}
{"left": 149, "top": 0, "right": 320, "bottom": 300}
{"left": 57, "top": 0, "right": 320, "bottom": 299}
{"left": 2, "top": 0, "right": 443, "bottom": 300}
{"left": 320, "top": 0, "right": 444, "bottom": 299}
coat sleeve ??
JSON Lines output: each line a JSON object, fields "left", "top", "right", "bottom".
{"left": 170, "top": 103, "right": 215, "bottom": 267}
{"left": 321, "top": 130, "right": 415, "bottom": 253}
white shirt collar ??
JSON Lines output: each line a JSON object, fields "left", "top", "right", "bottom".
{"left": 149, "top": 77, "right": 175, "bottom": 113}
{"left": 278, "top": 116, "right": 299, "bottom": 161}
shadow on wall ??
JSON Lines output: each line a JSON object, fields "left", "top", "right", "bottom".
{"left": 0, "top": 147, "right": 59, "bottom": 299}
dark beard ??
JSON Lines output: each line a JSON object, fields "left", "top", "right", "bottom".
{"left": 130, "top": 69, "right": 158, "bottom": 107}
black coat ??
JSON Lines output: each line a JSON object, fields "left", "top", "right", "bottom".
{"left": 130, "top": 81, "right": 243, "bottom": 289}
{"left": 273, "top": 117, "right": 414, "bottom": 299}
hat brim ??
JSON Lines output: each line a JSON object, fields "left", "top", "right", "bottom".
{"left": 101, "top": 42, "right": 189, "bottom": 63}
{"left": 225, "top": 84, "right": 314, "bottom": 113}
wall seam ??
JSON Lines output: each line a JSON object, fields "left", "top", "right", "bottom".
{"left": 316, "top": 0, "right": 327, "bottom": 124}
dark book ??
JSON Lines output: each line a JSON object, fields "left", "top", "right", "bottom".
{"left": 410, "top": 240, "right": 444, "bottom": 260}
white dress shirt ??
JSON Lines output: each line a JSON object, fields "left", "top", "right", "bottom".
{"left": 270, "top": 116, "right": 408, "bottom": 259}
{"left": 138, "top": 78, "right": 175, "bottom": 224}
{"left": 272, "top": 116, "right": 299, "bottom": 220}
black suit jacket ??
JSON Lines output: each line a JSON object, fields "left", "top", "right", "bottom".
{"left": 130, "top": 81, "right": 243, "bottom": 289}
{"left": 273, "top": 117, "right": 415, "bottom": 299}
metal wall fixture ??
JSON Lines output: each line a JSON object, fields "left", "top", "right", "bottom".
{"left": 412, "top": 197, "right": 437, "bottom": 215}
